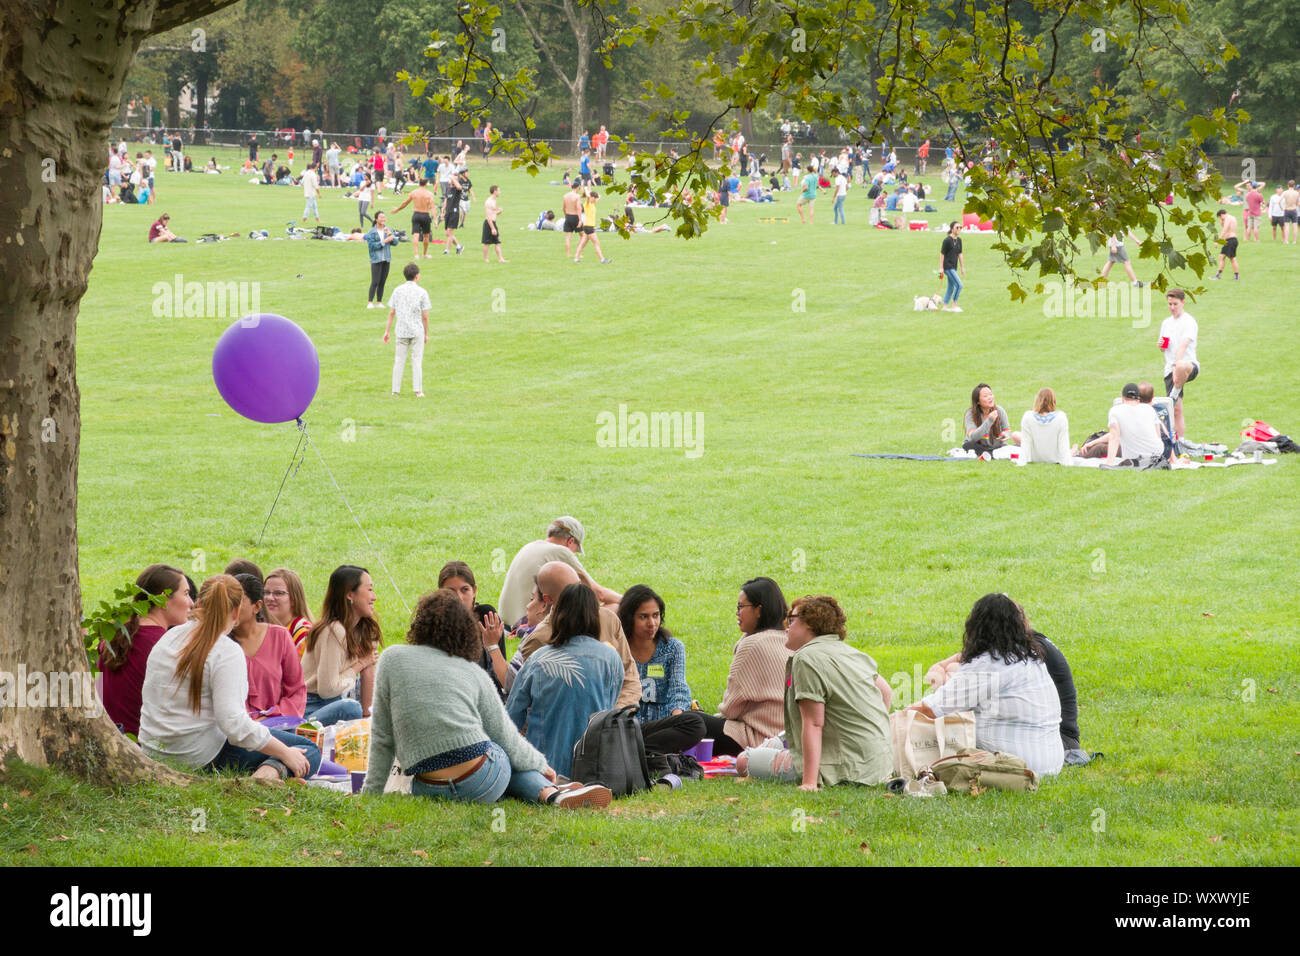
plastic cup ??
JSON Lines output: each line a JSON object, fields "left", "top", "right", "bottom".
{"left": 1203, "top": 453, "right": 1213, "bottom": 461}
{"left": 350, "top": 771, "right": 365, "bottom": 793}
{"left": 1159, "top": 336, "right": 1170, "bottom": 349}
{"left": 685, "top": 739, "right": 714, "bottom": 762}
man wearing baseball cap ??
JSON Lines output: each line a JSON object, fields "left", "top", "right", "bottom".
{"left": 498, "top": 517, "right": 622, "bottom": 625}
{"left": 1103, "top": 382, "right": 1166, "bottom": 468}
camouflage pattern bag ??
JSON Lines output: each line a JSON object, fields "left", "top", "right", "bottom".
{"left": 930, "top": 748, "right": 1039, "bottom": 793}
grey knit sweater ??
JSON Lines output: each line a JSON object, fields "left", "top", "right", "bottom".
{"left": 362, "top": 644, "right": 548, "bottom": 794}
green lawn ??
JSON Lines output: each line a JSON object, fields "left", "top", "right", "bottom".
{"left": 3, "top": 143, "right": 1297, "bottom": 865}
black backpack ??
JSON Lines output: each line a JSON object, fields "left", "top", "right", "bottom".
{"left": 570, "top": 707, "right": 652, "bottom": 797}
{"left": 867, "top": 183, "right": 881, "bottom": 199}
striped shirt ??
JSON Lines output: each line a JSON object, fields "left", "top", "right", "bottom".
{"left": 718, "top": 628, "right": 792, "bottom": 749}
{"left": 923, "top": 652, "right": 1064, "bottom": 775}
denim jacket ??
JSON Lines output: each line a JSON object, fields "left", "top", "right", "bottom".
{"left": 505, "top": 635, "right": 622, "bottom": 778}
{"left": 364, "top": 227, "right": 393, "bottom": 263}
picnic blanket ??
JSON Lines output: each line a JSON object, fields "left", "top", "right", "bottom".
{"left": 854, "top": 453, "right": 971, "bottom": 461}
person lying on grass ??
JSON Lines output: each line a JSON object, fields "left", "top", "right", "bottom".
{"left": 736, "top": 595, "right": 893, "bottom": 791}
{"left": 364, "top": 588, "right": 612, "bottom": 809}
{"left": 139, "top": 574, "right": 321, "bottom": 784}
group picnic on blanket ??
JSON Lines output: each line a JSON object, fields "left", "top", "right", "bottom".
{"left": 101, "top": 517, "right": 1099, "bottom": 809}
{"left": 859, "top": 291, "right": 1296, "bottom": 470}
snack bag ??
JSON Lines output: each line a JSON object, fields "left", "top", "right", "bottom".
{"left": 333, "top": 718, "right": 371, "bottom": 771}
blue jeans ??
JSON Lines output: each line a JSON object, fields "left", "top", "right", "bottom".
{"left": 303, "top": 196, "right": 319, "bottom": 219}
{"left": 833, "top": 195, "right": 846, "bottom": 224}
{"left": 410, "top": 742, "right": 551, "bottom": 804}
{"left": 205, "top": 728, "right": 321, "bottom": 778}
{"left": 944, "top": 180, "right": 959, "bottom": 202}
{"left": 304, "top": 693, "right": 363, "bottom": 726}
{"left": 944, "top": 269, "right": 963, "bottom": 304}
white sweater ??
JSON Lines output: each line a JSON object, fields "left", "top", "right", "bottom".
{"left": 139, "top": 621, "right": 271, "bottom": 767}
{"left": 1019, "top": 410, "right": 1071, "bottom": 464}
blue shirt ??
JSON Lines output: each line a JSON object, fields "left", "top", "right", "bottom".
{"left": 634, "top": 637, "right": 691, "bottom": 723}
{"left": 422, "top": 158, "right": 438, "bottom": 179}
{"left": 580, "top": 155, "right": 591, "bottom": 176}
{"left": 505, "top": 636, "right": 622, "bottom": 778}
{"left": 579, "top": 134, "right": 591, "bottom": 151}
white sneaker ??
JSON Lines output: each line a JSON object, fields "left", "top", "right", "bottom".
{"left": 949, "top": 305, "right": 963, "bottom": 312}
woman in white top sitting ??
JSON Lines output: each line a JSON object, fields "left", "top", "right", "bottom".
{"left": 908, "top": 593, "right": 1064, "bottom": 776}
{"left": 1019, "top": 387, "right": 1071, "bottom": 463}
{"left": 300, "top": 565, "right": 382, "bottom": 724}
{"left": 139, "top": 575, "right": 320, "bottom": 783}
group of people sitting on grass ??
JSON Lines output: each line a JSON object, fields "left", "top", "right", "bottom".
{"left": 97, "top": 516, "right": 1084, "bottom": 811}
{"left": 962, "top": 380, "right": 1177, "bottom": 467}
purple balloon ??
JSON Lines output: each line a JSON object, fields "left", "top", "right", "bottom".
{"left": 212, "top": 314, "right": 320, "bottom": 424}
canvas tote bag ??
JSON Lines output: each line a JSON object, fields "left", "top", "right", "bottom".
{"left": 889, "top": 709, "right": 976, "bottom": 778}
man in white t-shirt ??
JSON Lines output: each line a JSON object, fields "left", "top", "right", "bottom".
{"left": 1105, "top": 383, "right": 1165, "bottom": 466}
{"left": 300, "top": 163, "right": 321, "bottom": 222}
{"left": 832, "top": 171, "right": 848, "bottom": 225}
{"left": 381, "top": 261, "right": 430, "bottom": 397}
{"left": 1157, "top": 288, "right": 1199, "bottom": 440}
{"left": 1268, "top": 185, "right": 1286, "bottom": 241}
{"left": 899, "top": 188, "right": 919, "bottom": 214}
{"left": 497, "top": 517, "right": 622, "bottom": 625}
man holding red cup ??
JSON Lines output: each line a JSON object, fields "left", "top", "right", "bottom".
{"left": 1157, "top": 289, "right": 1199, "bottom": 441}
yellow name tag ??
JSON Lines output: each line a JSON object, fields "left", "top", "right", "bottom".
{"left": 646, "top": 665, "right": 665, "bottom": 679}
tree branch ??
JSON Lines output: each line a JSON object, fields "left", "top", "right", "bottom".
{"left": 149, "top": 0, "right": 243, "bottom": 36}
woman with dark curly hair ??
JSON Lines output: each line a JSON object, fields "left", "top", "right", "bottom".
{"left": 363, "top": 588, "right": 612, "bottom": 808}
{"left": 909, "top": 593, "right": 1064, "bottom": 775}
{"left": 736, "top": 594, "right": 893, "bottom": 790}
{"left": 506, "top": 583, "right": 623, "bottom": 777}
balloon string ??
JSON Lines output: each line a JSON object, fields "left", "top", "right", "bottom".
{"left": 301, "top": 422, "right": 412, "bottom": 618}
{"left": 257, "top": 422, "right": 308, "bottom": 547}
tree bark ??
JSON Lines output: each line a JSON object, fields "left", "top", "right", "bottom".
{"left": 357, "top": 83, "right": 375, "bottom": 137}
{"left": 195, "top": 69, "right": 209, "bottom": 142}
{"left": 0, "top": 0, "right": 228, "bottom": 787}
{"left": 324, "top": 91, "right": 338, "bottom": 136}
{"left": 1270, "top": 122, "right": 1298, "bottom": 182}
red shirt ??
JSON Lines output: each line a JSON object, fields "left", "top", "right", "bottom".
{"left": 148, "top": 220, "right": 166, "bottom": 241}
{"left": 1246, "top": 190, "right": 1264, "bottom": 216}
{"left": 101, "top": 624, "right": 167, "bottom": 736}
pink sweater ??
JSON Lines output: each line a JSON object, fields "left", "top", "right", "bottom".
{"left": 245, "top": 625, "right": 307, "bottom": 719}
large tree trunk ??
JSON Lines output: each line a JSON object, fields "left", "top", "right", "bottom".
{"left": 570, "top": 38, "right": 588, "bottom": 155}
{"left": 0, "top": 0, "right": 233, "bottom": 786}
{"left": 1270, "top": 122, "right": 1298, "bottom": 182}
{"left": 594, "top": 57, "right": 611, "bottom": 130}
{"left": 166, "top": 74, "right": 182, "bottom": 129}
{"left": 324, "top": 91, "right": 338, "bottom": 137}
{"left": 195, "top": 70, "right": 208, "bottom": 141}
{"left": 357, "top": 84, "right": 375, "bottom": 137}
